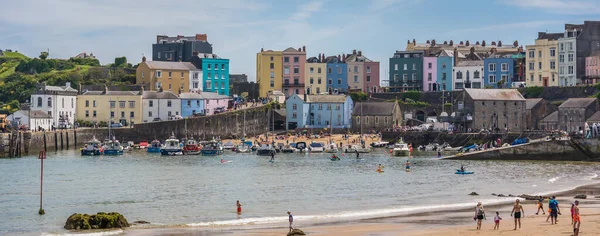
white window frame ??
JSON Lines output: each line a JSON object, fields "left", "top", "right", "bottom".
{"left": 501, "top": 63, "right": 508, "bottom": 72}
{"left": 489, "top": 75, "right": 496, "bottom": 83}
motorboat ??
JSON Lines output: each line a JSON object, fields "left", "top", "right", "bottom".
{"left": 183, "top": 139, "right": 202, "bottom": 155}
{"left": 235, "top": 143, "right": 250, "bottom": 153}
{"left": 324, "top": 142, "right": 338, "bottom": 153}
{"left": 81, "top": 136, "right": 102, "bottom": 156}
{"left": 392, "top": 140, "right": 411, "bottom": 156}
{"left": 222, "top": 141, "right": 235, "bottom": 150}
{"left": 256, "top": 143, "right": 276, "bottom": 156}
{"left": 161, "top": 136, "right": 182, "bottom": 155}
{"left": 123, "top": 141, "right": 134, "bottom": 151}
{"left": 308, "top": 142, "right": 325, "bottom": 153}
{"left": 281, "top": 144, "right": 296, "bottom": 153}
{"left": 147, "top": 140, "right": 162, "bottom": 153}
{"left": 295, "top": 142, "right": 307, "bottom": 152}
{"left": 275, "top": 143, "right": 286, "bottom": 153}
{"left": 343, "top": 145, "right": 371, "bottom": 153}
{"left": 370, "top": 141, "right": 389, "bottom": 148}
{"left": 251, "top": 144, "right": 260, "bottom": 152}
{"left": 201, "top": 141, "right": 224, "bottom": 156}
{"left": 102, "top": 138, "right": 124, "bottom": 155}
{"left": 138, "top": 141, "right": 148, "bottom": 149}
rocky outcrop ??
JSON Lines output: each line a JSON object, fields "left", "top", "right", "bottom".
{"left": 469, "top": 192, "right": 479, "bottom": 196}
{"left": 518, "top": 194, "right": 543, "bottom": 200}
{"left": 132, "top": 220, "right": 150, "bottom": 225}
{"left": 64, "top": 212, "right": 129, "bottom": 230}
{"left": 574, "top": 194, "right": 587, "bottom": 199}
{"left": 288, "top": 229, "right": 306, "bottom": 236}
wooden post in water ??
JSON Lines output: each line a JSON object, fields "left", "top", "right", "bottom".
{"left": 60, "top": 132, "right": 64, "bottom": 150}
{"left": 54, "top": 132, "right": 58, "bottom": 151}
{"left": 43, "top": 132, "right": 47, "bottom": 152}
{"left": 66, "top": 131, "right": 69, "bottom": 149}
{"left": 38, "top": 150, "right": 46, "bottom": 215}
{"left": 17, "top": 132, "right": 21, "bottom": 157}
{"left": 8, "top": 134, "right": 12, "bottom": 157}
{"left": 74, "top": 130, "right": 77, "bottom": 147}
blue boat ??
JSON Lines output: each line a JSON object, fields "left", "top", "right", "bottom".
{"left": 102, "top": 138, "right": 124, "bottom": 155}
{"left": 161, "top": 136, "right": 182, "bottom": 155}
{"left": 455, "top": 169, "right": 474, "bottom": 175}
{"left": 147, "top": 139, "right": 161, "bottom": 153}
{"left": 81, "top": 136, "right": 102, "bottom": 156}
{"left": 201, "top": 141, "right": 224, "bottom": 156}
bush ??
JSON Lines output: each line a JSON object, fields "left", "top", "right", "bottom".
{"left": 68, "top": 57, "right": 100, "bottom": 66}
{"left": 398, "top": 100, "right": 430, "bottom": 108}
{"left": 350, "top": 92, "right": 368, "bottom": 101}
{"left": 401, "top": 91, "right": 422, "bottom": 101}
{"left": 524, "top": 86, "right": 544, "bottom": 98}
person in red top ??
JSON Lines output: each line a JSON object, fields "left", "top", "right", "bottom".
{"left": 236, "top": 200, "right": 242, "bottom": 214}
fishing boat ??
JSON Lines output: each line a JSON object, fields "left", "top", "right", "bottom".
{"left": 235, "top": 143, "right": 250, "bottom": 153}
{"left": 138, "top": 141, "right": 148, "bottom": 149}
{"left": 102, "top": 137, "right": 124, "bottom": 155}
{"left": 182, "top": 138, "right": 202, "bottom": 155}
{"left": 281, "top": 144, "right": 296, "bottom": 153}
{"left": 370, "top": 141, "right": 389, "bottom": 148}
{"left": 308, "top": 142, "right": 325, "bottom": 153}
{"left": 325, "top": 142, "right": 338, "bottom": 153}
{"left": 222, "top": 141, "right": 235, "bottom": 150}
{"left": 201, "top": 141, "right": 224, "bottom": 156}
{"left": 392, "top": 140, "right": 411, "bottom": 156}
{"left": 295, "top": 142, "right": 307, "bottom": 152}
{"left": 256, "top": 143, "right": 276, "bottom": 156}
{"left": 161, "top": 135, "right": 182, "bottom": 156}
{"left": 81, "top": 136, "right": 102, "bottom": 156}
{"left": 147, "top": 140, "right": 161, "bottom": 153}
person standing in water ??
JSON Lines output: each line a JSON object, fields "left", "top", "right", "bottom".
{"left": 288, "top": 211, "right": 294, "bottom": 232}
{"left": 573, "top": 200, "right": 580, "bottom": 236}
{"left": 510, "top": 199, "right": 524, "bottom": 230}
{"left": 474, "top": 202, "right": 485, "bottom": 230}
{"left": 236, "top": 200, "right": 242, "bottom": 214}
{"left": 355, "top": 150, "right": 359, "bottom": 160}
{"left": 270, "top": 151, "right": 275, "bottom": 162}
{"left": 405, "top": 160, "right": 411, "bottom": 170}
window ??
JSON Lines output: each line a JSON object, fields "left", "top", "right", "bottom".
{"left": 328, "top": 68, "right": 332, "bottom": 74}
{"left": 293, "top": 57, "right": 299, "bottom": 63}
{"left": 393, "top": 74, "right": 399, "bottom": 82}
{"left": 568, "top": 54, "right": 574, "bottom": 62}
{"left": 168, "top": 84, "right": 172, "bottom": 90}
{"left": 110, "top": 111, "right": 114, "bottom": 118}
{"left": 207, "top": 81, "right": 213, "bottom": 89}
{"left": 528, "top": 50, "right": 535, "bottom": 58}
{"left": 85, "top": 100, "right": 89, "bottom": 107}
{"left": 93, "top": 111, "right": 96, "bottom": 117}
{"left": 337, "top": 67, "right": 342, "bottom": 74}
{"left": 47, "top": 97, "right": 52, "bottom": 107}
{"left": 318, "top": 104, "right": 323, "bottom": 110}
{"left": 168, "top": 111, "right": 172, "bottom": 117}
{"left": 529, "top": 62, "right": 534, "bottom": 70}
{"left": 93, "top": 100, "right": 96, "bottom": 107}
{"left": 474, "top": 71, "right": 480, "bottom": 79}
{"left": 327, "top": 104, "right": 331, "bottom": 110}
{"left": 120, "top": 111, "right": 125, "bottom": 118}
{"left": 221, "top": 64, "right": 225, "bottom": 70}
{"left": 284, "top": 57, "right": 289, "bottom": 63}
{"left": 180, "top": 72, "right": 184, "bottom": 78}
{"left": 168, "top": 71, "right": 172, "bottom": 78}
{"left": 284, "top": 66, "right": 290, "bottom": 74}
{"left": 329, "top": 79, "right": 332, "bottom": 85}
{"left": 559, "top": 54, "right": 565, "bottom": 62}
{"left": 149, "top": 100, "right": 154, "bottom": 107}
{"left": 538, "top": 62, "right": 542, "bottom": 70}
{"left": 538, "top": 50, "right": 542, "bottom": 58}
{"left": 130, "top": 112, "right": 134, "bottom": 118}
{"left": 569, "top": 42, "right": 573, "bottom": 50}
{"left": 366, "top": 66, "right": 371, "bottom": 73}
{"left": 317, "top": 78, "right": 322, "bottom": 84}
{"left": 403, "top": 64, "right": 407, "bottom": 70}
{"left": 501, "top": 63, "right": 508, "bottom": 72}
{"left": 552, "top": 74, "right": 555, "bottom": 81}
{"left": 270, "top": 72, "right": 275, "bottom": 78}
{"left": 357, "top": 117, "right": 360, "bottom": 124}
{"left": 501, "top": 75, "right": 507, "bottom": 83}
{"left": 214, "top": 64, "right": 218, "bottom": 70}
{"left": 560, "top": 43, "right": 564, "bottom": 51}
{"left": 208, "top": 64, "right": 212, "bottom": 69}
{"left": 310, "top": 77, "right": 314, "bottom": 84}
{"left": 442, "top": 72, "right": 447, "bottom": 80}
{"left": 489, "top": 63, "right": 496, "bottom": 72}
{"left": 428, "top": 63, "right": 432, "bottom": 69}
{"left": 568, "top": 66, "right": 574, "bottom": 75}
{"left": 61, "top": 98, "right": 64, "bottom": 108}
{"left": 292, "top": 112, "right": 297, "bottom": 119}
{"left": 336, "top": 104, "right": 340, "bottom": 110}
{"left": 293, "top": 67, "right": 299, "bottom": 74}
{"left": 530, "top": 74, "right": 534, "bottom": 82}
{"left": 354, "top": 75, "right": 358, "bottom": 82}
{"left": 85, "top": 110, "right": 89, "bottom": 117}
{"left": 394, "top": 64, "right": 398, "bottom": 70}
{"left": 193, "top": 82, "right": 198, "bottom": 89}
{"left": 403, "top": 73, "right": 408, "bottom": 82}
{"left": 442, "top": 63, "right": 446, "bottom": 69}
{"left": 538, "top": 74, "right": 542, "bottom": 81}
{"left": 156, "top": 71, "right": 162, "bottom": 78}
{"left": 366, "top": 76, "right": 371, "bottom": 82}
{"left": 318, "top": 68, "right": 321, "bottom": 73}
{"left": 292, "top": 104, "right": 297, "bottom": 110}
{"left": 550, "top": 61, "right": 556, "bottom": 69}
{"left": 119, "top": 101, "right": 125, "bottom": 108}
{"left": 148, "top": 111, "right": 152, "bottom": 117}
{"left": 456, "top": 71, "right": 463, "bottom": 80}
{"left": 427, "top": 73, "right": 432, "bottom": 81}
{"left": 354, "top": 66, "right": 358, "bottom": 73}
{"left": 310, "top": 67, "right": 314, "bottom": 74}
{"left": 412, "top": 73, "right": 416, "bottom": 82}
{"left": 550, "top": 48, "right": 556, "bottom": 57}
{"left": 110, "top": 101, "right": 115, "bottom": 108}
{"left": 338, "top": 79, "right": 341, "bottom": 85}
{"left": 412, "top": 63, "right": 416, "bottom": 70}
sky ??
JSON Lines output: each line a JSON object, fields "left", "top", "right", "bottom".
{"left": 1, "top": 0, "right": 599, "bottom": 83}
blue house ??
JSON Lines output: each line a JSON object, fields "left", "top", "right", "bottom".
{"left": 285, "top": 94, "right": 353, "bottom": 129}
{"left": 483, "top": 52, "right": 522, "bottom": 88}
{"left": 325, "top": 56, "right": 348, "bottom": 94}
{"left": 180, "top": 92, "right": 205, "bottom": 117}
{"left": 190, "top": 54, "right": 230, "bottom": 95}
{"left": 437, "top": 56, "right": 454, "bottom": 91}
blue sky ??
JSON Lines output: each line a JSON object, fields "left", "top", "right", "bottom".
{"left": 1, "top": 0, "right": 599, "bottom": 82}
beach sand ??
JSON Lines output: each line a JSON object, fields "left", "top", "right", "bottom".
{"left": 222, "top": 134, "right": 384, "bottom": 147}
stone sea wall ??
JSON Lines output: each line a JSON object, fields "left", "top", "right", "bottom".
{"left": 0, "top": 129, "right": 109, "bottom": 157}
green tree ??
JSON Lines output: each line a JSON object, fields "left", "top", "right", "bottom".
{"left": 350, "top": 92, "right": 368, "bottom": 101}
{"left": 39, "top": 51, "right": 49, "bottom": 60}
{"left": 114, "top": 57, "right": 127, "bottom": 67}
{"left": 401, "top": 91, "right": 422, "bottom": 101}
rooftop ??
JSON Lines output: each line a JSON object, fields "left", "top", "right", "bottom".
{"left": 142, "top": 91, "right": 179, "bottom": 99}
{"left": 540, "top": 111, "right": 558, "bottom": 123}
{"left": 587, "top": 111, "right": 600, "bottom": 123}
{"left": 537, "top": 32, "right": 563, "bottom": 40}
{"left": 526, "top": 98, "right": 543, "bottom": 110}
{"left": 144, "top": 61, "right": 196, "bottom": 70}
{"left": 352, "top": 102, "right": 397, "bottom": 116}
{"left": 306, "top": 95, "right": 348, "bottom": 103}
{"left": 465, "top": 89, "right": 525, "bottom": 101}
{"left": 82, "top": 91, "right": 141, "bottom": 96}
{"left": 559, "top": 98, "right": 597, "bottom": 108}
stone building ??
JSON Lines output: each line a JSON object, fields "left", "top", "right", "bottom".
{"left": 453, "top": 89, "right": 526, "bottom": 132}
{"left": 351, "top": 102, "right": 402, "bottom": 132}
{"left": 557, "top": 98, "right": 599, "bottom": 132}
{"left": 539, "top": 111, "right": 558, "bottom": 130}
{"left": 525, "top": 98, "right": 557, "bottom": 130}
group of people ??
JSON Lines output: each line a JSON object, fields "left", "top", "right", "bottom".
{"left": 474, "top": 196, "right": 581, "bottom": 235}
{"left": 235, "top": 200, "right": 296, "bottom": 233}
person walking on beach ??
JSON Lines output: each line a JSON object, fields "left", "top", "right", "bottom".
{"left": 288, "top": 211, "right": 294, "bottom": 232}
{"left": 474, "top": 202, "right": 485, "bottom": 230}
{"left": 549, "top": 196, "right": 560, "bottom": 225}
{"left": 536, "top": 196, "right": 545, "bottom": 215}
{"left": 571, "top": 201, "right": 576, "bottom": 225}
{"left": 493, "top": 211, "right": 502, "bottom": 230}
{"left": 573, "top": 200, "right": 580, "bottom": 236}
{"left": 510, "top": 199, "right": 524, "bottom": 230}
{"left": 236, "top": 200, "right": 242, "bottom": 214}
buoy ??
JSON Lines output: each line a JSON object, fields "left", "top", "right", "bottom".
{"left": 342, "top": 153, "right": 345, "bottom": 157}
{"left": 389, "top": 149, "right": 393, "bottom": 153}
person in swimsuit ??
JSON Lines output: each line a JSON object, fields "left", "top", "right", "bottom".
{"left": 270, "top": 151, "right": 275, "bottom": 161}
{"left": 549, "top": 196, "right": 560, "bottom": 225}
{"left": 573, "top": 200, "right": 580, "bottom": 236}
{"left": 493, "top": 211, "right": 502, "bottom": 230}
{"left": 288, "top": 211, "right": 294, "bottom": 232}
{"left": 236, "top": 200, "right": 242, "bottom": 214}
{"left": 474, "top": 202, "right": 485, "bottom": 230}
{"left": 405, "top": 160, "right": 411, "bottom": 170}
{"left": 510, "top": 199, "right": 524, "bottom": 230}
{"left": 355, "top": 150, "right": 359, "bottom": 160}
{"left": 536, "top": 196, "right": 545, "bottom": 215}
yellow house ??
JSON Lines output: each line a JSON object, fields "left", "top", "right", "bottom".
{"left": 76, "top": 89, "right": 143, "bottom": 125}
{"left": 305, "top": 56, "right": 327, "bottom": 94}
{"left": 526, "top": 33, "right": 561, "bottom": 87}
{"left": 136, "top": 57, "right": 197, "bottom": 95}
{"left": 257, "top": 49, "right": 283, "bottom": 97}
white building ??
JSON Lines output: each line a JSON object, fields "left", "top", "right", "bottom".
{"left": 142, "top": 91, "right": 181, "bottom": 122}
{"left": 189, "top": 68, "right": 203, "bottom": 92}
{"left": 558, "top": 30, "right": 578, "bottom": 86}
{"left": 30, "top": 83, "right": 78, "bottom": 128}
{"left": 453, "top": 61, "right": 484, "bottom": 89}
{"left": 7, "top": 110, "right": 53, "bottom": 131}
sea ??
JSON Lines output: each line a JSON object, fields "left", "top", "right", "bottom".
{"left": 1, "top": 149, "right": 598, "bottom": 235}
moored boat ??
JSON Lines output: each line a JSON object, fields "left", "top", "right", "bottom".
{"left": 392, "top": 140, "right": 411, "bottom": 156}
{"left": 235, "top": 143, "right": 251, "bottom": 153}
{"left": 370, "top": 141, "right": 389, "bottom": 148}
{"left": 81, "top": 136, "right": 102, "bottom": 156}
{"left": 256, "top": 143, "right": 276, "bottom": 156}
{"left": 103, "top": 138, "right": 124, "bottom": 155}
{"left": 222, "top": 141, "right": 235, "bottom": 150}
{"left": 182, "top": 139, "right": 202, "bottom": 155}
{"left": 308, "top": 142, "right": 325, "bottom": 153}
{"left": 295, "top": 142, "right": 307, "bottom": 152}
{"left": 324, "top": 142, "right": 338, "bottom": 153}
{"left": 147, "top": 140, "right": 161, "bottom": 153}
{"left": 281, "top": 144, "right": 296, "bottom": 153}
{"left": 161, "top": 136, "right": 182, "bottom": 156}
{"left": 201, "top": 141, "right": 224, "bottom": 156}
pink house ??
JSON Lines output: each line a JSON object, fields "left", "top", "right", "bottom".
{"left": 364, "top": 61, "right": 380, "bottom": 93}
{"left": 423, "top": 56, "right": 437, "bottom": 92}
{"left": 282, "top": 46, "right": 307, "bottom": 97}
{"left": 201, "top": 92, "right": 230, "bottom": 115}
{"left": 585, "top": 51, "right": 600, "bottom": 84}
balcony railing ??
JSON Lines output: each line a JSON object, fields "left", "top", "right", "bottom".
{"left": 283, "top": 83, "right": 305, "bottom": 87}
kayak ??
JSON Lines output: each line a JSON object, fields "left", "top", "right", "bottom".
{"left": 455, "top": 171, "right": 474, "bottom": 175}
{"left": 330, "top": 158, "right": 340, "bottom": 161}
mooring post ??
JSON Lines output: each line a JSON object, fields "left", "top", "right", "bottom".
{"left": 54, "top": 132, "right": 58, "bottom": 151}
{"left": 38, "top": 150, "right": 46, "bottom": 215}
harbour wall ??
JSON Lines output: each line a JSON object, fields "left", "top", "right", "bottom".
{"left": 0, "top": 129, "right": 109, "bottom": 157}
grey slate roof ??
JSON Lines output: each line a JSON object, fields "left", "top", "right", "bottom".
{"left": 82, "top": 91, "right": 141, "bottom": 96}
{"left": 540, "top": 111, "right": 558, "bottom": 123}
{"left": 198, "top": 92, "right": 229, "bottom": 99}
{"left": 537, "top": 32, "right": 563, "bottom": 40}
{"left": 306, "top": 95, "right": 348, "bottom": 103}
{"left": 43, "top": 85, "right": 78, "bottom": 92}
{"left": 591, "top": 51, "right": 600, "bottom": 57}
{"left": 179, "top": 92, "right": 204, "bottom": 99}
{"left": 526, "top": 98, "right": 543, "bottom": 110}
{"left": 352, "top": 102, "right": 396, "bottom": 116}
{"left": 144, "top": 61, "right": 196, "bottom": 70}
{"left": 283, "top": 47, "right": 299, "bottom": 52}
{"left": 15, "top": 110, "right": 52, "bottom": 119}
{"left": 465, "top": 89, "right": 525, "bottom": 101}
{"left": 142, "top": 91, "right": 178, "bottom": 99}
{"left": 456, "top": 61, "right": 484, "bottom": 67}
{"left": 559, "top": 98, "right": 597, "bottom": 108}
{"left": 587, "top": 111, "right": 600, "bottom": 123}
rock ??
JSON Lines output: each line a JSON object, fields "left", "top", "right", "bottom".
{"left": 469, "top": 192, "right": 479, "bottom": 196}
{"left": 518, "top": 194, "right": 541, "bottom": 201}
{"left": 497, "top": 194, "right": 506, "bottom": 197}
{"left": 64, "top": 212, "right": 129, "bottom": 230}
{"left": 492, "top": 193, "right": 497, "bottom": 196}
{"left": 508, "top": 194, "right": 515, "bottom": 197}
{"left": 595, "top": 196, "right": 600, "bottom": 198}
{"left": 574, "top": 194, "right": 587, "bottom": 199}
{"left": 132, "top": 220, "right": 150, "bottom": 225}
{"left": 288, "top": 228, "right": 306, "bottom": 236}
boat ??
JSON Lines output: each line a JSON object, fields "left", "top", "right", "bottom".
{"left": 161, "top": 136, "right": 182, "bottom": 155}
{"left": 370, "top": 141, "right": 389, "bottom": 148}
{"left": 275, "top": 143, "right": 286, "bottom": 153}
{"left": 147, "top": 140, "right": 162, "bottom": 153}
{"left": 256, "top": 143, "right": 276, "bottom": 156}
{"left": 281, "top": 144, "right": 296, "bottom": 153}
{"left": 138, "top": 141, "right": 148, "bottom": 149}
{"left": 308, "top": 142, "right": 325, "bottom": 153}
{"left": 182, "top": 139, "right": 202, "bottom": 155}
{"left": 201, "top": 141, "right": 224, "bottom": 156}
{"left": 343, "top": 145, "right": 372, "bottom": 153}
{"left": 330, "top": 154, "right": 340, "bottom": 161}
{"left": 222, "top": 141, "right": 235, "bottom": 150}
{"left": 102, "top": 138, "right": 124, "bottom": 155}
{"left": 392, "top": 140, "right": 411, "bottom": 157}
{"left": 295, "top": 142, "right": 307, "bottom": 152}
{"left": 325, "top": 142, "right": 338, "bottom": 153}
{"left": 235, "top": 143, "right": 251, "bottom": 153}
{"left": 455, "top": 169, "right": 474, "bottom": 175}
{"left": 81, "top": 136, "right": 102, "bottom": 156}
{"left": 251, "top": 144, "right": 260, "bottom": 152}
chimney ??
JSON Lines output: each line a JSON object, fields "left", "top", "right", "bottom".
{"left": 465, "top": 40, "right": 470, "bottom": 46}
{"left": 491, "top": 41, "right": 496, "bottom": 46}
{"left": 449, "top": 40, "right": 454, "bottom": 46}
{"left": 298, "top": 47, "right": 301, "bottom": 51}
{"left": 513, "top": 40, "right": 519, "bottom": 47}
{"left": 261, "top": 48, "right": 264, "bottom": 52}
{"left": 426, "top": 40, "right": 430, "bottom": 44}
{"left": 352, "top": 49, "right": 357, "bottom": 55}
{"left": 518, "top": 46, "right": 524, "bottom": 53}
{"left": 476, "top": 41, "right": 480, "bottom": 46}
{"left": 453, "top": 47, "right": 458, "bottom": 67}
{"left": 412, "top": 39, "right": 416, "bottom": 45}
{"left": 443, "top": 41, "right": 448, "bottom": 45}
{"left": 407, "top": 40, "right": 411, "bottom": 45}
{"left": 459, "top": 41, "right": 464, "bottom": 45}
{"left": 302, "top": 46, "right": 306, "bottom": 52}
{"left": 342, "top": 54, "right": 346, "bottom": 61}
{"left": 431, "top": 40, "right": 436, "bottom": 46}
{"left": 142, "top": 56, "right": 146, "bottom": 62}
{"left": 482, "top": 40, "right": 486, "bottom": 47}
{"left": 498, "top": 41, "right": 502, "bottom": 47}
{"left": 338, "top": 54, "right": 341, "bottom": 61}
{"left": 358, "top": 50, "right": 362, "bottom": 56}
{"left": 195, "top": 34, "right": 207, "bottom": 41}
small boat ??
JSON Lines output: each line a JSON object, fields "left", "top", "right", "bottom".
{"left": 138, "top": 141, "right": 149, "bottom": 149}
{"left": 147, "top": 140, "right": 161, "bottom": 153}
{"left": 330, "top": 154, "right": 340, "bottom": 161}
{"left": 235, "top": 144, "right": 250, "bottom": 153}
{"left": 295, "top": 142, "right": 307, "bottom": 152}
{"left": 256, "top": 143, "right": 276, "bottom": 156}
{"left": 392, "top": 140, "right": 411, "bottom": 157}
{"left": 81, "top": 136, "right": 102, "bottom": 156}
{"left": 201, "top": 141, "right": 224, "bottom": 156}
{"left": 343, "top": 145, "right": 372, "bottom": 153}
{"left": 281, "top": 144, "right": 296, "bottom": 153}
{"left": 455, "top": 170, "right": 474, "bottom": 175}
{"left": 308, "top": 142, "right": 325, "bottom": 153}
{"left": 103, "top": 138, "right": 124, "bottom": 155}
{"left": 325, "top": 142, "right": 338, "bottom": 153}
{"left": 222, "top": 141, "right": 235, "bottom": 150}
{"left": 182, "top": 139, "right": 202, "bottom": 155}
{"left": 161, "top": 136, "right": 182, "bottom": 155}
{"left": 370, "top": 141, "right": 389, "bottom": 148}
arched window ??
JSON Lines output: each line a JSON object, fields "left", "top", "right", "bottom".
{"left": 37, "top": 97, "right": 42, "bottom": 107}
{"left": 47, "top": 97, "right": 52, "bottom": 107}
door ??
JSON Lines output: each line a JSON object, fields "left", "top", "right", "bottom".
{"left": 543, "top": 77, "right": 548, "bottom": 87}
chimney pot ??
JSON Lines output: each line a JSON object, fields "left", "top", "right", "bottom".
{"left": 426, "top": 40, "right": 430, "bottom": 44}
{"left": 459, "top": 41, "right": 464, "bottom": 45}
{"left": 498, "top": 40, "right": 502, "bottom": 47}
{"left": 491, "top": 41, "right": 496, "bottom": 46}
{"left": 431, "top": 40, "right": 436, "bottom": 46}
{"left": 449, "top": 40, "right": 454, "bottom": 46}
{"left": 352, "top": 49, "right": 357, "bottom": 55}
{"left": 342, "top": 54, "right": 346, "bottom": 61}
{"left": 302, "top": 46, "right": 306, "bottom": 52}
{"left": 142, "top": 56, "right": 146, "bottom": 62}
{"left": 412, "top": 39, "right": 416, "bottom": 45}
{"left": 261, "top": 48, "right": 264, "bottom": 52}
{"left": 407, "top": 40, "right": 411, "bottom": 45}
{"left": 338, "top": 55, "right": 341, "bottom": 61}
{"left": 195, "top": 34, "right": 207, "bottom": 41}
{"left": 298, "top": 47, "right": 301, "bottom": 51}
{"left": 443, "top": 41, "right": 448, "bottom": 45}
{"left": 465, "top": 40, "right": 470, "bottom": 46}
{"left": 482, "top": 40, "right": 486, "bottom": 47}
{"left": 358, "top": 51, "right": 362, "bottom": 56}
{"left": 476, "top": 41, "right": 480, "bottom": 46}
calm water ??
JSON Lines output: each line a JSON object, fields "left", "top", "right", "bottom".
{"left": 1, "top": 149, "right": 599, "bottom": 235}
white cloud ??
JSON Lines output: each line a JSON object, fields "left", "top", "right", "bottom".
{"left": 500, "top": 0, "right": 600, "bottom": 14}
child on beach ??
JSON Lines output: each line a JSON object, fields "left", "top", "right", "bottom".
{"left": 236, "top": 200, "right": 242, "bottom": 214}
{"left": 494, "top": 212, "right": 502, "bottom": 230}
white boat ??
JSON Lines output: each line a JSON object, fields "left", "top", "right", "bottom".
{"left": 223, "top": 141, "right": 235, "bottom": 150}
{"left": 343, "top": 145, "right": 372, "bottom": 153}
{"left": 235, "top": 144, "right": 250, "bottom": 153}
{"left": 256, "top": 143, "right": 276, "bottom": 156}
{"left": 325, "top": 142, "right": 338, "bottom": 153}
{"left": 370, "top": 141, "right": 389, "bottom": 148}
{"left": 392, "top": 141, "right": 411, "bottom": 156}
{"left": 308, "top": 142, "right": 325, "bottom": 153}
{"left": 161, "top": 136, "right": 182, "bottom": 155}
{"left": 281, "top": 144, "right": 296, "bottom": 153}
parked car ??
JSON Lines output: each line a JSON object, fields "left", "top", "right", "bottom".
{"left": 110, "top": 123, "right": 123, "bottom": 128}
{"left": 214, "top": 107, "right": 226, "bottom": 114}
{"left": 152, "top": 118, "right": 162, "bottom": 122}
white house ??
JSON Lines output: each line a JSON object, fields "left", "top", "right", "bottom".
{"left": 30, "top": 82, "right": 78, "bottom": 128}
{"left": 453, "top": 61, "right": 484, "bottom": 89}
{"left": 189, "top": 68, "right": 203, "bottom": 92}
{"left": 142, "top": 91, "right": 181, "bottom": 122}
{"left": 7, "top": 110, "right": 53, "bottom": 131}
